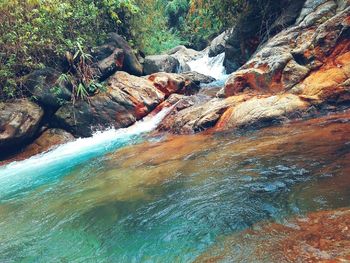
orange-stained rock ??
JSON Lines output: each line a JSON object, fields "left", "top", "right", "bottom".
{"left": 215, "top": 94, "right": 310, "bottom": 130}
{"left": 54, "top": 71, "right": 165, "bottom": 137}
{"left": 293, "top": 49, "right": 350, "bottom": 103}
{"left": 195, "top": 208, "right": 350, "bottom": 263}
{"left": 147, "top": 72, "right": 186, "bottom": 96}
{"left": 223, "top": 1, "right": 350, "bottom": 98}
{"left": 157, "top": 95, "right": 251, "bottom": 134}
{"left": 147, "top": 72, "right": 204, "bottom": 96}
{"left": 0, "top": 129, "right": 74, "bottom": 165}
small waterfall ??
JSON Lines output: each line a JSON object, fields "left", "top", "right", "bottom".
{"left": 187, "top": 50, "right": 227, "bottom": 80}
{"left": 0, "top": 108, "right": 171, "bottom": 199}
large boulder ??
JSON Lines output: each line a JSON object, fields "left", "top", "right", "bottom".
{"left": 54, "top": 71, "right": 165, "bottom": 137}
{"left": 147, "top": 72, "right": 205, "bottom": 96}
{"left": 0, "top": 99, "right": 44, "bottom": 155}
{"left": 157, "top": 95, "right": 250, "bottom": 134}
{"left": 104, "top": 33, "right": 143, "bottom": 76}
{"left": 168, "top": 45, "right": 200, "bottom": 72}
{"left": 143, "top": 55, "right": 180, "bottom": 75}
{"left": 215, "top": 94, "right": 310, "bottom": 130}
{"left": 92, "top": 47, "right": 125, "bottom": 81}
{"left": 223, "top": 0, "right": 306, "bottom": 73}
{"left": 22, "top": 68, "right": 72, "bottom": 109}
{"left": 223, "top": 0, "right": 350, "bottom": 100}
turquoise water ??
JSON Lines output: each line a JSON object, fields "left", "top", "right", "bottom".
{"left": 0, "top": 112, "right": 349, "bottom": 262}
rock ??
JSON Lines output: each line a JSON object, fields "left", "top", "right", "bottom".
{"left": 22, "top": 68, "right": 72, "bottom": 109}
{"left": 107, "top": 33, "right": 143, "bottom": 76}
{"left": 179, "top": 71, "right": 216, "bottom": 95}
{"left": 292, "top": 49, "right": 350, "bottom": 104}
{"left": 1, "top": 129, "right": 74, "bottom": 163}
{"left": 54, "top": 71, "right": 165, "bottom": 137}
{"left": 167, "top": 45, "right": 200, "bottom": 73}
{"left": 147, "top": 72, "right": 186, "bottom": 96}
{"left": 158, "top": 1, "right": 350, "bottom": 135}
{"left": 143, "top": 55, "right": 180, "bottom": 75}
{"left": 215, "top": 94, "right": 310, "bottom": 130}
{"left": 180, "top": 71, "right": 215, "bottom": 85}
{"left": 223, "top": 0, "right": 307, "bottom": 73}
{"left": 223, "top": 0, "right": 350, "bottom": 97}
{"left": 0, "top": 99, "right": 44, "bottom": 155}
{"left": 195, "top": 208, "right": 350, "bottom": 262}
{"left": 93, "top": 48, "right": 125, "bottom": 81}
{"left": 158, "top": 95, "right": 249, "bottom": 134}
{"left": 208, "top": 31, "right": 227, "bottom": 57}
{"left": 282, "top": 59, "right": 310, "bottom": 90}
{"left": 148, "top": 72, "right": 203, "bottom": 96}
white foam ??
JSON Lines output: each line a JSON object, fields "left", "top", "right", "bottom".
{"left": 187, "top": 51, "right": 228, "bottom": 80}
{"left": 0, "top": 108, "right": 171, "bottom": 197}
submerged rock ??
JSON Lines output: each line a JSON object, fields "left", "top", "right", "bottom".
{"left": 195, "top": 208, "right": 350, "bottom": 263}
{"left": 0, "top": 99, "right": 44, "bottom": 154}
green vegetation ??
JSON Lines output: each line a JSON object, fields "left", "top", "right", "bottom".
{"left": 0, "top": 0, "right": 243, "bottom": 101}
{"left": 0, "top": 0, "right": 138, "bottom": 100}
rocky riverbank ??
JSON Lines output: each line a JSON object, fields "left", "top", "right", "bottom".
{"left": 1, "top": 0, "right": 349, "bottom": 163}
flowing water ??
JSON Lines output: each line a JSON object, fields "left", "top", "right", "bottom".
{"left": 0, "top": 109, "right": 349, "bottom": 262}
{"left": 187, "top": 51, "right": 228, "bottom": 82}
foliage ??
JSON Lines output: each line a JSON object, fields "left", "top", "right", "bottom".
{"left": 0, "top": 0, "right": 138, "bottom": 100}
{"left": 0, "top": 0, "right": 250, "bottom": 101}
{"left": 130, "top": 0, "right": 185, "bottom": 55}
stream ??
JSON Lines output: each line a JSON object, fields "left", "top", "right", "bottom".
{"left": 0, "top": 53, "right": 349, "bottom": 262}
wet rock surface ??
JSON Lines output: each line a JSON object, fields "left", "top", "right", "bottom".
{"left": 0, "top": 128, "right": 74, "bottom": 164}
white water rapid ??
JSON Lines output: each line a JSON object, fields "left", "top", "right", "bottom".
{"left": 187, "top": 50, "right": 228, "bottom": 80}
{"left": 0, "top": 108, "right": 171, "bottom": 199}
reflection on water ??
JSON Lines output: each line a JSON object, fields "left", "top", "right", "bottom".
{"left": 0, "top": 111, "right": 349, "bottom": 262}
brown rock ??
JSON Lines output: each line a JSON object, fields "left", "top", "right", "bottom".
{"left": 1, "top": 129, "right": 74, "bottom": 164}
{"left": 148, "top": 72, "right": 201, "bottom": 96}
{"left": 0, "top": 99, "right": 44, "bottom": 153}
{"left": 195, "top": 208, "right": 350, "bottom": 263}
{"left": 54, "top": 71, "right": 165, "bottom": 137}
{"left": 223, "top": 1, "right": 350, "bottom": 97}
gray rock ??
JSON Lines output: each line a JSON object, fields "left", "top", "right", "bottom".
{"left": 143, "top": 55, "right": 180, "bottom": 75}
{"left": 23, "top": 68, "right": 72, "bottom": 109}
{"left": 107, "top": 33, "right": 143, "bottom": 76}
